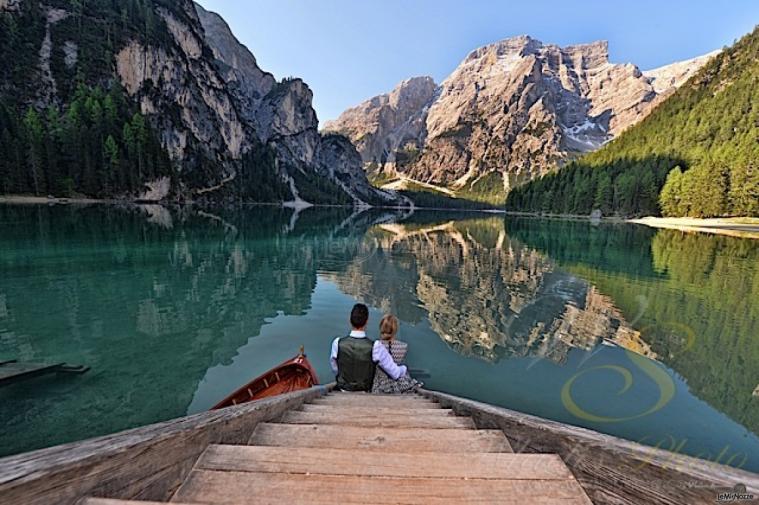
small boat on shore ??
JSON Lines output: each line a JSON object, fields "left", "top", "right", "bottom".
{"left": 211, "top": 348, "right": 319, "bottom": 409}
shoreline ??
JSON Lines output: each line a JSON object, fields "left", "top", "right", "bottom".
{"left": 4, "top": 196, "right": 756, "bottom": 238}
{"left": 0, "top": 195, "right": 502, "bottom": 214}
{"left": 503, "top": 210, "right": 626, "bottom": 222}
{"left": 630, "top": 216, "right": 759, "bottom": 240}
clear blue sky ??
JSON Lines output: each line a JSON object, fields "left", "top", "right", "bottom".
{"left": 195, "top": 0, "right": 759, "bottom": 122}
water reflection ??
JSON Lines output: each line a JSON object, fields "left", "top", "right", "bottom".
{"left": 326, "top": 218, "right": 656, "bottom": 365}
{"left": 0, "top": 205, "right": 758, "bottom": 473}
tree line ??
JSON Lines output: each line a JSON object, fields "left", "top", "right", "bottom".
{"left": 0, "top": 84, "right": 172, "bottom": 197}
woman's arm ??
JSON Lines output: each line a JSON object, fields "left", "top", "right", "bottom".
{"left": 372, "top": 341, "right": 407, "bottom": 380}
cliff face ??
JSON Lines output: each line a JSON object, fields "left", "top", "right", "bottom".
{"left": 114, "top": 4, "right": 250, "bottom": 191}
{"left": 194, "top": 4, "right": 404, "bottom": 206}
{"left": 326, "top": 36, "right": 715, "bottom": 197}
{"left": 322, "top": 76, "right": 437, "bottom": 176}
{"left": 0, "top": 0, "right": 401, "bottom": 206}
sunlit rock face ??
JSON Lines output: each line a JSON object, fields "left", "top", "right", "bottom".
{"left": 195, "top": 4, "right": 406, "bottom": 206}
{"left": 325, "top": 218, "right": 648, "bottom": 363}
{"left": 326, "top": 36, "right": 716, "bottom": 195}
{"left": 322, "top": 76, "right": 437, "bottom": 177}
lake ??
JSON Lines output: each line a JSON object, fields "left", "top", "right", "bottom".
{"left": 1, "top": 204, "right": 758, "bottom": 472}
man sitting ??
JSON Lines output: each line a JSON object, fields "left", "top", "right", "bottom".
{"left": 329, "top": 303, "right": 407, "bottom": 391}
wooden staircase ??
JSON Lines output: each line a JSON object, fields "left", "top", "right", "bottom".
{"left": 81, "top": 392, "right": 592, "bottom": 504}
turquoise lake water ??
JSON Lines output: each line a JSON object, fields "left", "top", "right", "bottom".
{"left": 0, "top": 204, "right": 758, "bottom": 473}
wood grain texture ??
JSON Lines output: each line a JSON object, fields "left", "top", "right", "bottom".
{"left": 249, "top": 423, "right": 513, "bottom": 453}
{"left": 280, "top": 410, "right": 475, "bottom": 428}
{"left": 419, "top": 389, "right": 759, "bottom": 505}
{"left": 0, "top": 384, "right": 334, "bottom": 505}
{"left": 79, "top": 500, "right": 195, "bottom": 505}
{"left": 197, "top": 444, "right": 572, "bottom": 480}
{"left": 312, "top": 394, "right": 440, "bottom": 409}
{"left": 172, "top": 469, "right": 593, "bottom": 505}
{"left": 301, "top": 404, "right": 455, "bottom": 416}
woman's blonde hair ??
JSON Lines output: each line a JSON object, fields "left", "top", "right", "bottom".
{"left": 379, "top": 314, "right": 399, "bottom": 341}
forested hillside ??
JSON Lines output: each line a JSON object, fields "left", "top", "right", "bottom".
{"left": 0, "top": 0, "right": 397, "bottom": 205}
{"left": 0, "top": 84, "right": 172, "bottom": 197}
{"left": 0, "top": 0, "right": 176, "bottom": 198}
{"left": 506, "top": 26, "right": 759, "bottom": 218}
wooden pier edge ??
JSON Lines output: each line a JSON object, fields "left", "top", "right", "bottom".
{"left": 418, "top": 388, "right": 759, "bottom": 505}
{"left": 0, "top": 383, "right": 334, "bottom": 505}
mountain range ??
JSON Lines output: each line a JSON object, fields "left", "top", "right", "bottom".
{"left": 2, "top": 1, "right": 751, "bottom": 216}
{"left": 324, "top": 36, "right": 717, "bottom": 203}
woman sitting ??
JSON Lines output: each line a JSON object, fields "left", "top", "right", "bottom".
{"left": 371, "top": 314, "right": 422, "bottom": 394}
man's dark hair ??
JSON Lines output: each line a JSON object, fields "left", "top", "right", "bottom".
{"left": 350, "top": 303, "right": 369, "bottom": 329}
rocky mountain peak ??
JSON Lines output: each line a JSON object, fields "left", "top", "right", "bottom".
{"left": 643, "top": 50, "right": 721, "bottom": 94}
{"left": 387, "top": 76, "right": 437, "bottom": 109}
{"left": 322, "top": 76, "right": 438, "bottom": 174}
{"left": 326, "top": 35, "right": 717, "bottom": 200}
{"left": 561, "top": 40, "right": 609, "bottom": 66}
{"left": 464, "top": 35, "right": 539, "bottom": 61}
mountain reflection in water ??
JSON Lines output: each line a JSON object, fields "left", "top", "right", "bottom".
{"left": 0, "top": 205, "right": 757, "bottom": 472}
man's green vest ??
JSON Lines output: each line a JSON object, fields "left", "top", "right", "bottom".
{"left": 336, "top": 336, "right": 376, "bottom": 391}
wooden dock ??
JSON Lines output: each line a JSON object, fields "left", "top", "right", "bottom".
{"left": 80, "top": 391, "right": 591, "bottom": 504}
{"left": 2, "top": 385, "right": 758, "bottom": 505}
{"left": 0, "top": 360, "right": 89, "bottom": 387}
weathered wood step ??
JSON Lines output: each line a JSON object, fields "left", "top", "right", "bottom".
{"left": 325, "top": 392, "right": 429, "bottom": 400}
{"left": 249, "top": 423, "right": 512, "bottom": 452}
{"left": 312, "top": 395, "right": 440, "bottom": 409}
{"left": 281, "top": 410, "right": 475, "bottom": 428}
{"left": 198, "top": 444, "right": 573, "bottom": 480}
{"left": 172, "top": 470, "right": 593, "bottom": 504}
{"left": 301, "top": 404, "right": 455, "bottom": 416}
{"left": 80, "top": 500, "right": 195, "bottom": 505}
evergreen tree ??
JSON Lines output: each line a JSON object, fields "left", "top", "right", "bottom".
{"left": 22, "top": 108, "right": 44, "bottom": 195}
{"left": 660, "top": 167, "right": 685, "bottom": 217}
{"left": 593, "top": 171, "right": 613, "bottom": 214}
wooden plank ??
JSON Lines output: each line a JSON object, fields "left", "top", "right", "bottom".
{"left": 312, "top": 396, "right": 440, "bottom": 408}
{"left": 197, "top": 445, "right": 574, "bottom": 480}
{"left": 79, "top": 500, "right": 196, "bottom": 505}
{"left": 0, "top": 384, "right": 334, "bottom": 505}
{"left": 280, "top": 410, "right": 475, "bottom": 428}
{"left": 301, "top": 404, "right": 454, "bottom": 416}
{"left": 329, "top": 392, "right": 426, "bottom": 397}
{"left": 327, "top": 392, "right": 432, "bottom": 401}
{"left": 419, "top": 388, "right": 759, "bottom": 505}
{"left": 249, "top": 423, "right": 513, "bottom": 453}
{"left": 0, "top": 362, "right": 65, "bottom": 385}
{"left": 172, "top": 470, "right": 593, "bottom": 504}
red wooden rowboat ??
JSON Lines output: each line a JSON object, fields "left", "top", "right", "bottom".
{"left": 211, "top": 347, "right": 319, "bottom": 410}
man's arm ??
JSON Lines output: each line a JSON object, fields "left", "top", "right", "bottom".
{"left": 372, "top": 341, "right": 407, "bottom": 380}
{"left": 329, "top": 337, "right": 340, "bottom": 375}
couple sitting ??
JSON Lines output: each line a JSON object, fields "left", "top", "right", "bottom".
{"left": 329, "top": 303, "right": 422, "bottom": 394}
